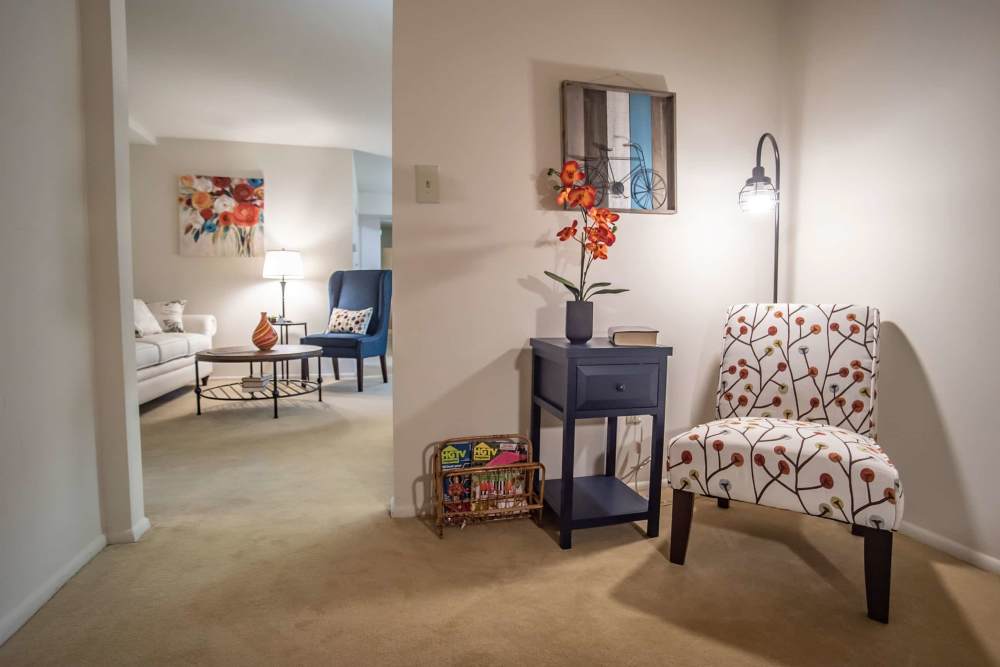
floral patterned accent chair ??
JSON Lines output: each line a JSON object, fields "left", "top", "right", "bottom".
{"left": 667, "top": 304, "right": 903, "bottom": 623}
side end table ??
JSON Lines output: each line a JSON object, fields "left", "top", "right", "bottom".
{"left": 529, "top": 337, "right": 672, "bottom": 549}
{"left": 271, "top": 320, "right": 308, "bottom": 379}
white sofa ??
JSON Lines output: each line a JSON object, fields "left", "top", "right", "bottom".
{"left": 136, "top": 314, "right": 217, "bottom": 404}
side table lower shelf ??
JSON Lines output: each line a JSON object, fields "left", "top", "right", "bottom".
{"left": 544, "top": 476, "right": 650, "bottom": 528}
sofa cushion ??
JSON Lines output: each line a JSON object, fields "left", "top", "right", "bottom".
{"left": 133, "top": 299, "right": 163, "bottom": 337}
{"left": 135, "top": 341, "right": 160, "bottom": 370}
{"left": 668, "top": 416, "right": 903, "bottom": 531}
{"left": 140, "top": 333, "right": 191, "bottom": 364}
{"left": 147, "top": 299, "right": 187, "bottom": 333}
{"left": 184, "top": 333, "right": 212, "bottom": 355}
{"left": 137, "top": 354, "right": 196, "bottom": 381}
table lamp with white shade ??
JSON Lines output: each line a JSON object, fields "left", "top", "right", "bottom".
{"left": 262, "top": 249, "right": 304, "bottom": 322}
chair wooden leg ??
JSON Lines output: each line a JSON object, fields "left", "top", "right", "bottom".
{"left": 356, "top": 353, "right": 364, "bottom": 392}
{"left": 201, "top": 375, "right": 210, "bottom": 387}
{"left": 380, "top": 354, "right": 388, "bottom": 383}
{"left": 332, "top": 358, "right": 340, "bottom": 380}
{"left": 716, "top": 498, "right": 730, "bottom": 509}
{"left": 863, "top": 527, "right": 893, "bottom": 623}
{"left": 669, "top": 489, "right": 695, "bottom": 565}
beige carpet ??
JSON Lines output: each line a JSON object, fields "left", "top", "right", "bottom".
{"left": 2, "top": 366, "right": 999, "bottom": 666}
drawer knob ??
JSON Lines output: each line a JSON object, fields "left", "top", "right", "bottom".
{"left": 616, "top": 383, "right": 626, "bottom": 392}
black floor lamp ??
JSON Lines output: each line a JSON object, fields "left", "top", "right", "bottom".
{"left": 738, "top": 133, "right": 780, "bottom": 303}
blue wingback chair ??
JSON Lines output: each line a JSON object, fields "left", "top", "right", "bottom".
{"left": 301, "top": 270, "right": 391, "bottom": 391}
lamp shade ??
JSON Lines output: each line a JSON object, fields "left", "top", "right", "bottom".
{"left": 738, "top": 166, "right": 778, "bottom": 213}
{"left": 262, "top": 249, "right": 304, "bottom": 279}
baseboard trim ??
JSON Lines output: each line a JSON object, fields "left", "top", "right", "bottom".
{"left": 899, "top": 520, "right": 1000, "bottom": 575}
{"left": 389, "top": 496, "right": 417, "bottom": 518}
{"left": 0, "top": 533, "right": 106, "bottom": 646}
{"left": 106, "top": 516, "right": 151, "bottom": 544}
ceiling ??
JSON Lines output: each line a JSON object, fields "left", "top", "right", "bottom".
{"left": 125, "top": 0, "right": 391, "bottom": 155}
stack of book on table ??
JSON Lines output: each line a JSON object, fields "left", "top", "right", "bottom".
{"left": 608, "top": 326, "right": 659, "bottom": 346}
{"left": 241, "top": 374, "right": 273, "bottom": 392}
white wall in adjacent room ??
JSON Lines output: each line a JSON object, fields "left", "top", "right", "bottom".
{"left": 129, "top": 138, "right": 356, "bottom": 370}
{"left": 358, "top": 215, "right": 384, "bottom": 270}
{"left": 392, "top": 0, "right": 784, "bottom": 516}
{"left": 0, "top": 0, "right": 105, "bottom": 643}
{"left": 783, "top": 0, "right": 1000, "bottom": 568}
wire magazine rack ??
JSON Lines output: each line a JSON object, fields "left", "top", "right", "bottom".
{"left": 432, "top": 434, "right": 545, "bottom": 537}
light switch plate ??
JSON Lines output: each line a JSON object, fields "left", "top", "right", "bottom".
{"left": 415, "top": 164, "right": 439, "bottom": 203}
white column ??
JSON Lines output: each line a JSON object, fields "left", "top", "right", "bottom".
{"left": 81, "top": 0, "right": 149, "bottom": 543}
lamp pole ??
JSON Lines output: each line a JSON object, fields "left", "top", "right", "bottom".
{"left": 754, "top": 132, "right": 781, "bottom": 303}
{"left": 280, "top": 277, "right": 287, "bottom": 320}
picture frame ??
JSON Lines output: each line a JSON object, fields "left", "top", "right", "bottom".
{"left": 561, "top": 80, "right": 677, "bottom": 215}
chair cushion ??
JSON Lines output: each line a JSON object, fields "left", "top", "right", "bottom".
{"left": 135, "top": 341, "right": 159, "bottom": 370}
{"left": 326, "top": 306, "right": 373, "bottom": 334}
{"left": 301, "top": 332, "right": 365, "bottom": 348}
{"left": 668, "top": 417, "right": 903, "bottom": 530}
{"left": 716, "top": 305, "right": 879, "bottom": 439}
{"left": 330, "top": 270, "right": 385, "bottom": 335}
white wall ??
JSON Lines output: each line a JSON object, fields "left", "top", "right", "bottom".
{"left": 130, "top": 138, "right": 356, "bottom": 371}
{"left": 392, "top": 0, "right": 784, "bottom": 516}
{"left": 0, "top": 0, "right": 106, "bottom": 643}
{"left": 783, "top": 0, "right": 1000, "bottom": 569}
{"left": 358, "top": 215, "right": 384, "bottom": 269}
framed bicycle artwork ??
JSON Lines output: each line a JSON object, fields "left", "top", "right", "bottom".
{"left": 560, "top": 80, "right": 677, "bottom": 214}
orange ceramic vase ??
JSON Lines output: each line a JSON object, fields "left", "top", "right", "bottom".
{"left": 252, "top": 312, "right": 279, "bottom": 350}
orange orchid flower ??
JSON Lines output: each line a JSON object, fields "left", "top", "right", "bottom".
{"left": 588, "top": 207, "right": 620, "bottom": 228}
{"left": 586, "top": 224, "right": 615, "bottom": 247}
{"left": 559, "top": 160, "right": 585, "bottom": 187}
{"left": 566, "top": 184, "right": 597, "bottom": 209}
{"left": 586, "top": 241, "right": 609, "bottom": 260}
{"left": 544, "top": 162, "right": 627, "bottom": 302}
{"left": 556, "top": 220, "right": 578, "bottom": 241}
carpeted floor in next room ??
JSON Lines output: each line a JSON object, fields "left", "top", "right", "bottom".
{"left": 2, "top": 362, "right": 999, "bottom": 666}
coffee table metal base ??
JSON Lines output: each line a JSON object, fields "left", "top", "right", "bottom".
{"left": 195, "top": 357, "right": 322, "bottom": 419}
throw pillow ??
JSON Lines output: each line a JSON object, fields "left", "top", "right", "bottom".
{"left": 133, "top": 299, "right": 163, "bottom": 337}
{"left": 147, "top": 300, "right": 188, "bottom": 333}
{"left": 327, "top": 307, "right": 373, "bottom": 334}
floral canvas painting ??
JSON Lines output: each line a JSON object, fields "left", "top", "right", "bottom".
{"left": 178, "top": 175, "right": 264, "bottom": 257}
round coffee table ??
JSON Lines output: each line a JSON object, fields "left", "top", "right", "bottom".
{"left": 195, "top": 345, "right": 323, "bottom": 418}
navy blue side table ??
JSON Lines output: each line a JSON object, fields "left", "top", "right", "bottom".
{"left": 529, "top": 337, "right": 672, "bottom": 549}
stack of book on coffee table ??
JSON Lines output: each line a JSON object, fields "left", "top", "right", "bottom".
{"left": 241, "top": 373, "right": 273, "bottom": 392}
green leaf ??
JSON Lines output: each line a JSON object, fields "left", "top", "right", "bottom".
{"left": 588, "top": 288, "right": 630, "bottom": 298}
{"left": 582, "top": 281, "right": 612, "bottom": 298}
{"left": 544, "top": 270, "right": 581, "bottom": 299}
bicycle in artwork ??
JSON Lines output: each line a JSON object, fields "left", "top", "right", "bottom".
{"left": 583, "top": 142, "right": 667, "bottom": 211}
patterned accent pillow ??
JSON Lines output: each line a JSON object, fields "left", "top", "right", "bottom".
{"left": 147, "top": 300, "right": 187, "bottom": 333}
{"left": 133, "top": 299, "right": 163, "bottom": 337}
{"left": 327, "top": 307, "right": 373, "bottom": 334}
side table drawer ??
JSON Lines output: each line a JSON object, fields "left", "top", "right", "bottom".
{"left": 576, "top": 363, "right": 659, "bottom": 411}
